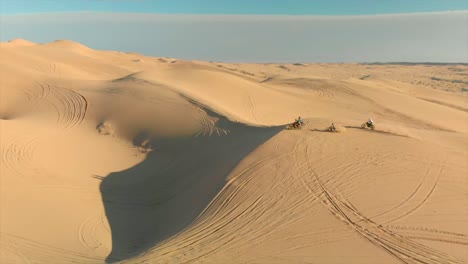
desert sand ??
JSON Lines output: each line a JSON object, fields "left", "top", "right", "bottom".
{"left": 0, "top": 39, "right": 467, "bottom": 264}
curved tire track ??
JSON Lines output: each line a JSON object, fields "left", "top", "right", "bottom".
{"left": 0, "top": 233, "right": 103, "bottom": 264}
{"left": 301, "top": 149, "right": 461, "bottom": 264}
{"left": 45, "top": 83, "right": 88, "bottom": 130}
{"left": 2, "top": 136, "right": 41, "bottom": 180}
{"left": 78, "top": 213, "right": 110, "bottom": 253}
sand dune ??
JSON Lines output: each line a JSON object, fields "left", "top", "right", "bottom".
{"left": 0, "top": 39, "right": 36, "bottom": 47}
{"left": 0, "top": 40, "right": 467, "bottom": 264}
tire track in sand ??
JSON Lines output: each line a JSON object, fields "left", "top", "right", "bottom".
{"left": 366, "top": 159, "right": 444, "bottom": 225}
{"left": 0, "top": 233, "right": 103, "bottom": 264}
{"left": 140, "top": 135, "right": 324, "bottom": 263}
{"left": 2, "top": 82, "right": 89, "bottom": 178}
{"left": 78, "top": 212, "right": 110, "bottom": 253}
{"left": 301, "top": 153, "right": 462, "bottom": 264}
{"left": 382, "top": 165, "right": 444, "bottom": 225}
{"left": 297, "top": 132, "right": 465, "bottom": 252}
{"left": 17, "top": 81, "right": 87, "bottom": 130}
{"left": 2, "top": 136, "right": 42, "bottom": 181}
{"left": 386, "top": 225, "right": 468, "bottom": 246}
{"left": 44, "top": 83, "right": 88, "bottom": 130}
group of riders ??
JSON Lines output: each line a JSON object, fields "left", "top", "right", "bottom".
{"left": 288, "top": 116, "right": 375, "bottom": 131}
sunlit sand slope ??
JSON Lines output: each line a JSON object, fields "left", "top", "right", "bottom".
{"left": 0, "top": 40, "right": 466, "bottom": 263}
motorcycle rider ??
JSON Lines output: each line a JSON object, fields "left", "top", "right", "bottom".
{"left": 296, "top": 116, "right": 303, "bottom": 127}
{"left": 367, "top": 117, "right": 374, "bottom": 127}
{"left": 330, "top": 122, "right": 336, "bottom": 131}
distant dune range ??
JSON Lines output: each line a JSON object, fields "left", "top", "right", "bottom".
{"left": 0, "top": 39, "right": 467, "bottom": 264}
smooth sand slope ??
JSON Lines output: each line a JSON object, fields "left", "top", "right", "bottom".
{"left": 0, "top": 39, "right": 467, "bottom": 264}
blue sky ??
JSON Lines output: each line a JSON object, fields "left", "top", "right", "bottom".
{"left": 1, "top": 0, "right": 468, "bottom": 15}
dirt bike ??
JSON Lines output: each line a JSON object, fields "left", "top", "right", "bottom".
{"left": 286, "top": 121, "right": 303, "bottom": 130}
{"left": 327, "top": 125, "right": 337, "bottom": 132}
{"left": 361, "top": 122, "right": 375, "bottom": 130}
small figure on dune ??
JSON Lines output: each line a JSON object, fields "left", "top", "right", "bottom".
{"left": 361, "top": 117, "right": 375, "bottom": 130}
{"left": 328, "top": 122, "right": 337, "bottom": 132}
{"left": 296, "top": 116, "right": 304, "bottom": 126}
{"left": 286, "top": 116, "right": 304, "bottom": 130}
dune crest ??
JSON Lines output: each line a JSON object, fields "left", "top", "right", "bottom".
{"left": 0, "top": 40, "right": 467, "bottom": 264}
{"left": 44, "top": 39, "right": 92, "bottom": 50}
{"left": 7, "top": 38, "right": 36, "bottom": 46}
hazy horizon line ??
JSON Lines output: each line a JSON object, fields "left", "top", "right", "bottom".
{"left": 4, "top": 38, "right": 468, "bottom": 64}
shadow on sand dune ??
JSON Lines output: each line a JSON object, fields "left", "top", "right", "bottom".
{"left": 100, "top": 115, "right": 283, "bottom": 263}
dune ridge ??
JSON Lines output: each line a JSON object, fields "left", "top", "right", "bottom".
{"left": 0, "top": 39, "right": 467, "bottom": 264}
